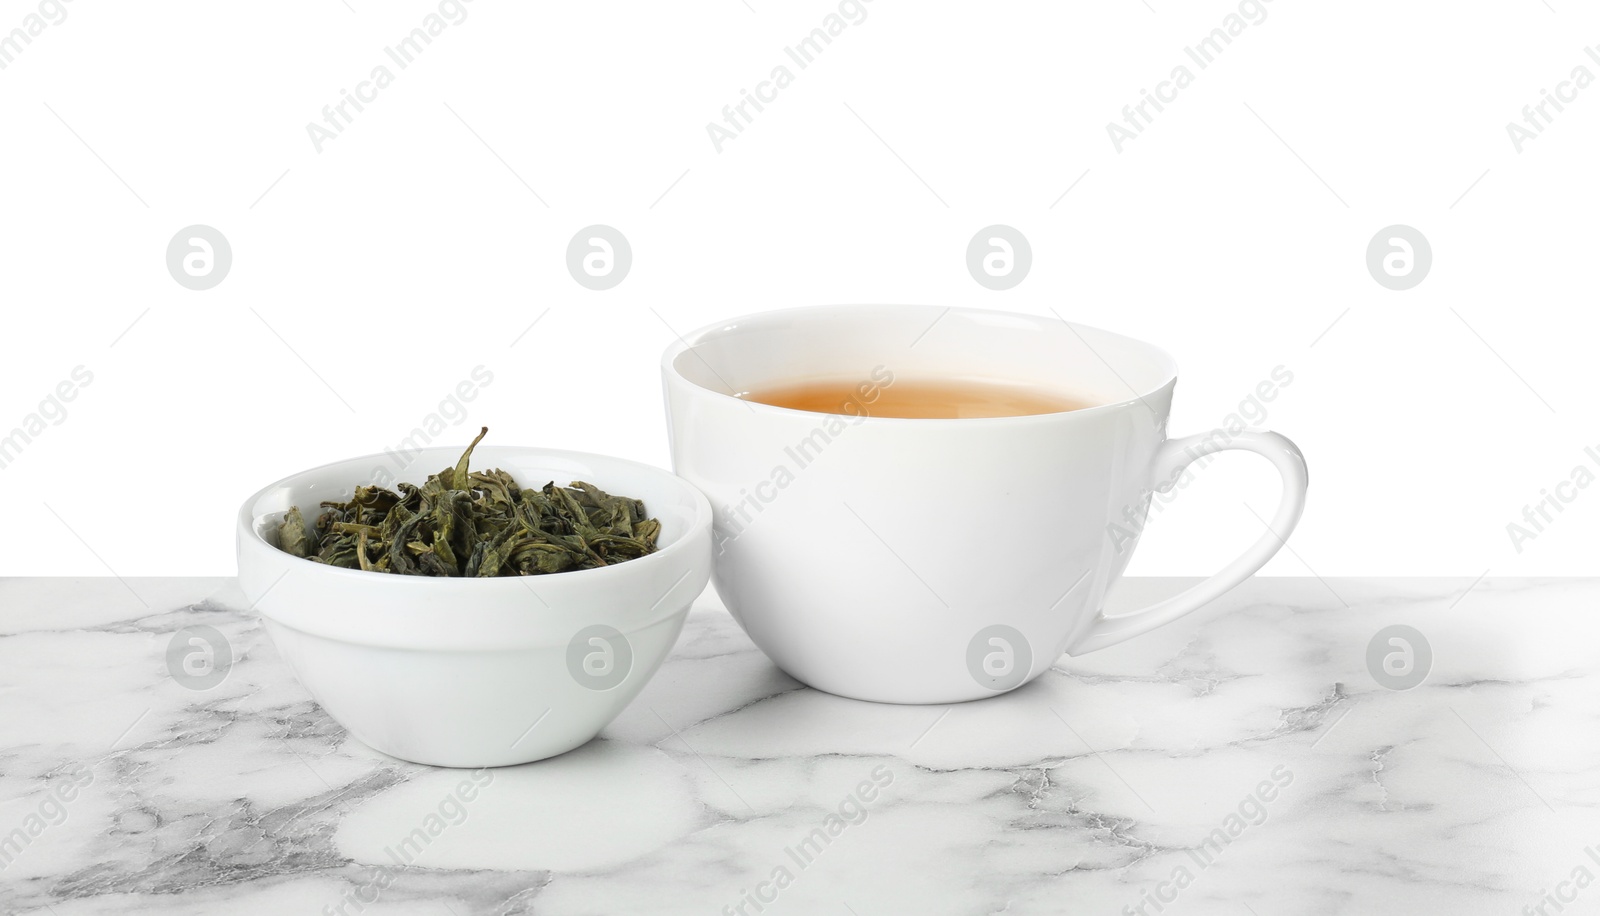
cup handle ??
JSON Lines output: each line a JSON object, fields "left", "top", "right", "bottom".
{"left": 1065, "top": 430, "right": 1309, "bottom": 655}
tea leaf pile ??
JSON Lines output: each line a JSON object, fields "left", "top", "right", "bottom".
{"left": 277, "top": 428, "right": 661, "bottom": 576}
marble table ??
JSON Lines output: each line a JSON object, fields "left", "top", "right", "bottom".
{"left": 1, "top": 577, "right": 1595, "bottom": 915}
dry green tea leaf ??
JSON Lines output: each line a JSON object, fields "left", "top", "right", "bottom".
{"left": 277, "top": 427, "right": 661, "bottom": 577}
{"left": 278, "top": 506, "right": 313, "bottom": 559}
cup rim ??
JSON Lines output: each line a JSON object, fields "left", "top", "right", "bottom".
{"left": 659, "top": 304, "right": 1180, "bottom": 424}
{"left": 236, "top": 444, "right": 713, "bottom": 589}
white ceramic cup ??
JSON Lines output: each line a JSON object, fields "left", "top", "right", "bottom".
{"left": 662, "top": 305, "right": 1308, "bottom": 704}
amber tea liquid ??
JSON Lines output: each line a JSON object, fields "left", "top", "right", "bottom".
{"left": 740, "top": 377, "right": 1096, "bottom": 419}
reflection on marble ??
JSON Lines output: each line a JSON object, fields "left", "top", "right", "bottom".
{"left": 1, "top": 577, "right": 1597, "bottom": 915}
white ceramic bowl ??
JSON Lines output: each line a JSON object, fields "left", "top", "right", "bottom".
{"left": 236, "top": 446, "right": 712, "bottom": 768}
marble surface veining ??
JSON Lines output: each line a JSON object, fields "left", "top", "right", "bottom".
{"left": 1, "top": 577, "right": 1596, "bottom": 915}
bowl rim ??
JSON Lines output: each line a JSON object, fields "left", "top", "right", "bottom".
{"left": 236, "top": 444, "right": 713, "bottom": 588}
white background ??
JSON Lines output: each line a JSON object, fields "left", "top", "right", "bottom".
{"left": 1, "top": 0, "right": 1596, "bottom": 577}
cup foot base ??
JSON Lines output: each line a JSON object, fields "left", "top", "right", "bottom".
{"left": 777, "top": 667, "right": 1033, "bottom": 706}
